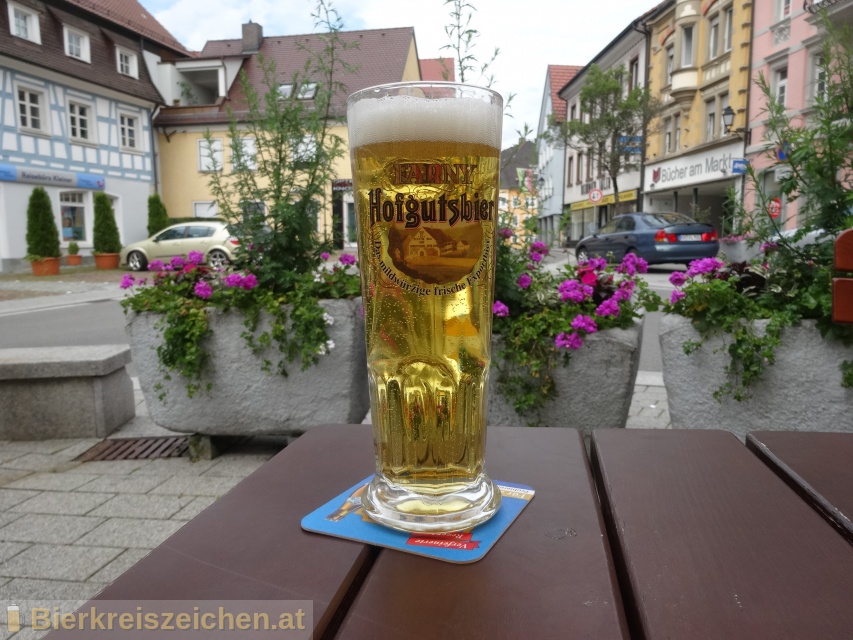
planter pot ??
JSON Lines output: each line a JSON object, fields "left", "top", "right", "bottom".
{"left": 94, "top": 253, "right": 120, "bottom": 269}
{"left": 719, "top": 241, "right": 760, "bottom": 263}
{"left": 30, "top": 257, "right": 60, "bottom": 276}
{"left": 127, "top": 298, "right": 370, "bottom": 436}
{"left": 65, "top": 254, "right": 82, "bottom": 266}
{"left": 487, "top": 318, "right": 644, "bottom": 437}
{"left": 660, "top": 315, "right": 853, "bottom": 439}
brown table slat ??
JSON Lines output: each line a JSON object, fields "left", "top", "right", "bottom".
{"left": 747, "top": 431, "right": 853, "bottom": 544}
{"left": 592, "top": 429, "right": 853, "bottom": 640}
{"left": 49, "top": 425, "right": 379, "bottom": 640}
{"left": 337, "top": 427, "right": 630, "bottom": 640}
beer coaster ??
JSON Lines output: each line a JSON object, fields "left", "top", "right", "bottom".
{"left": 301, "top": 476, "right": 534, "bottom": 564}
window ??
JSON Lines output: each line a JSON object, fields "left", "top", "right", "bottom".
{"left": 68, "top": 102, "right": 92, "bottom": 141}
{"left": 64, "top": 26, "right": 90, "bottom": 62}
{"left": 664, "top": 117, "right": 672, "bottom": 153}
{"left": 706, "top": 98, "right": 717, "bottom": 141}
{"left": 17, "top": 87, "right": 46, "bottom": 133}
{"left": 186, "top": 225, "right": 216, "bottom": 238}
{"left": 525, "top": 196, "right": 536, "bottom": 208}
{"left": 156, "top": 226, "right": 187, "bottom": 241}
{"left": 708, "top": 15, "right": 720, "bottom": 60}
{"left": 569, "top": 104, "right": 577, "bottom": 121}
{"left": 198, "top": 138, "right": 223, "bottom": 171}
{"left": 567, "top": 156, "right": 574, "bottom": 186}
{"left": 723, "top": 8, "right": 734, "bottom": 53}
{"left": 674, "top": 113, "right": 681, "bottom": 151}
{"left": 577, "top": 152, "right": 583, "bottom": 184}
{"left": 232, "top": 137, "right": 257, "bottom": 171}
{"left": 586, "top": 154, "right": 592, "bottom": 181}
{"left": 9, "top": 2, "right": 40, "bottom": 43}
{"left": 240, "top": 201, "right": 266, "bottom": 224}
{"left": 293, "top": 134, "right": 317, "bottom": 163}
{"left": 278, "top": 84, "right": 294, "bottom": 99}
{"left": 60, "top": 192, "right": 86, "bottom": 241}
{"left": 615, "top": 217, "right": 636, "bottom": 232}
{"left": 193, "top": 201, "right": 219, "bottom": 218}
{"left": 777, "top": 0, "right": 792, "bottom": 21}
{"left": 628, "top": 57, "right": 640, "bottom": 91}
{"left": 775, "top": 67, "right": 788, "bottom": 106}
{"left": 720, "top": 93, "right": 730, "bottom": 120}
{"left": 812, "top": 55, "right": 827, "bottom": 102}
{"left": 681, "top": 25, "right": 695, "bottom": 67}
{"left": 665, "top": 45, "right": 674, "bottom": 85}
{"left": 116, "top": 47, "right": 138, "bottom": 78}
{"left": 297, "top": 83, "right": 317, "bottom": 99}
{"left": 119, "top": 113, "right": 139, "bottom": 150}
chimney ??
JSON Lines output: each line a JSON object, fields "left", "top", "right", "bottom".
{"left": 242, "top": 21, "right": 263, "bottom": 54}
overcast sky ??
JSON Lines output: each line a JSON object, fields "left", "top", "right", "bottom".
{"left": 141, "top": 0, "right": 654, "bottom": 149}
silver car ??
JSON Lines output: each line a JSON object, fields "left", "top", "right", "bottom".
{"left": 120, "top": 221, "right": 238, "bottom": 271}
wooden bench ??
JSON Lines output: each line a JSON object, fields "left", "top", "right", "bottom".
{"left": 0, "top": 345, "right": 135, "bottom": 440}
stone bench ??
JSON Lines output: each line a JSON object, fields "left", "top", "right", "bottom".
{"left": 0, "top": 345, "right": 135, "bottom": 440}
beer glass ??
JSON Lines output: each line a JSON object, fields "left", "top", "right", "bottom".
{"left": 347, "top": 82, "right": 502, "bottom": 533}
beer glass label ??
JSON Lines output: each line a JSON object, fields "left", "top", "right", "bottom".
{"left": 361, "top": 157, "right": 498, "bottom": 291}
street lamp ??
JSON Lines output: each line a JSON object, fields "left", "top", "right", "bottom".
{"left": 721, "top": 106, "right": 736, "bottom": 134}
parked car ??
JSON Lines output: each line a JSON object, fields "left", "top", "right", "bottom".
{"left": 120, "top": 221, "right": 238, "bottom": 271}
{"left": 575, "top": 212, "right": 719, "bottom": 266}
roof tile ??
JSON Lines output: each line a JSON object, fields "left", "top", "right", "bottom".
{"left": 547, "top": 64, "right": 582, "bottom": 122}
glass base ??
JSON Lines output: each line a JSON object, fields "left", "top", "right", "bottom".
{"left": 361, "top": 474, "right": 501, "bottom": 533}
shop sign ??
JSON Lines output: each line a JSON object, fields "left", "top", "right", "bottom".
{"left": 768, "top": 197, "right": 782, "bottom": 219}
{"left": 571, "top": 189, "right": 638, "bottom": 211}
{"left": 732, "top": 159, "right": 749, "bottom": 175}
{"left": 0, "top": 163, "right": 105, "bottom": 190}
{"left": 645, "top": 142, "right": 743, "bottom": 190}
{"left": 332, "top": 179, "right": 353, "bottom": 192}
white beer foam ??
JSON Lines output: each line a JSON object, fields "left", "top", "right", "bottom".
{"left": 348, "top": 94, "right": 501, "bottom": 149}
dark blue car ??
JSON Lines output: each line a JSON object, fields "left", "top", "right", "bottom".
{"left": 575, "top": 212, "right": 720, "bottom": 266}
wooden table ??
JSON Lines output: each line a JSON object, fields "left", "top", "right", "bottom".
{"left": 44, "top": 426, "right": 853, "bottom": 640}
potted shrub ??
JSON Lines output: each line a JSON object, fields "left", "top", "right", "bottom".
{"left": 92, "top": 192, "right": 121, "bottom": 269}
{"left": 25, "top": 186, "right": 61, "bottom": 276}
{"left": 660, "top": 14, "right": 853, "bottom": 437}
{"left": 66, "top": 241, "right": 82, "bottom": 266}
{"left": 487, "top": 224, "right": 660, "bottom": 435}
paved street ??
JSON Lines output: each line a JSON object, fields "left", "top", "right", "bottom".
{"left": 0, "top": 263, "right": 670, "bottom": 637}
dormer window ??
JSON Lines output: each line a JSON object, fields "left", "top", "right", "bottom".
{"left": 297, "top": 83, "right": 317, "bottom": 99}
{"left": 116, "top": 47, "right": 138, "bottom": 78}
{"left": 64, "top": 26, "right": 90, "bottom": 62}
{"left": 8, "top": 2, "right": 40, "bottom": 44}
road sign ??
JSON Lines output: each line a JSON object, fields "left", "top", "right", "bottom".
{"left": 732, "top": 159, "right": 749, "bottom": 175}
{"left": 775, "top": 142, "right": 792, "bottom": 162}
{"left": 768, "top": 197, "right": 782, "bottom": 219}
{"left": 589, "top": 188, "right": 603, "bottom": 204}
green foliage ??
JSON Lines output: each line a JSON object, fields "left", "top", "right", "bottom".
{"left": 25, "top": 187, "right": 61, "bottom": 260}
{"left": 205, "top": 0, "right": 354, "bottom": 296}
{"left": 544, "top": 64, "right": 661, "bottom": 203}
{"left": 666, "top": 13, "right": 853, "bottom": 399}
{"left": 92, "top": 192, "right": 121, "bottom": 253}
{"left": 147, "top": 194, "right": 170, "bottom": 236}
{"left": 67, "top": 241, "right": 79, "bottom": 255}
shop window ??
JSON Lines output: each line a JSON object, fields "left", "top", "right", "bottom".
{"left": 60, "top": 192, "right": 86, "bottom": 241}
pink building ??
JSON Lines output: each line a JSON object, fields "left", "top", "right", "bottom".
{"left": 745, "top": 0, "right": 853, "bottom": 229}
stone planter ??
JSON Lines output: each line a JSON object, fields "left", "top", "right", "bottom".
{"left": 487, "top": 318, "right": 644, "bottom": 437}
{"left": 719, "top": 241, "right": 760, "bottom": 263}
{"left": 660, "top": 314, "right": 853, "bottom": 439}
{"left": 127, "top": 298, "right": 369, "bottom": 436}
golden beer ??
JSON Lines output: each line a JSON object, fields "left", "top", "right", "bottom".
{"left": 347, "top": 83, "right": 502, "bottom": 532}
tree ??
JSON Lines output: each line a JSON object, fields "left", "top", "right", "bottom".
{"left": 205, "top": 0, "right": 354, "bottom": 294}
{"left": 545, "top": 64, "right": 661, "bottom": 210}
{"left": 92, "top": 192, "right": 121, "bottom": 253}
{"left": 147, "top": 193, "right": 170, "bottom": 236}
{"left": 25, "top": 187, "right": 61, "bottom": 259}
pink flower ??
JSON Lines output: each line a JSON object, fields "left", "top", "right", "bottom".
{"left": 580, "top": 270, "right": 598, "bottom": 286}
{"left": 614, "top": 280, "right": 635, "bottom": 301}
{"left": 555, "top": 332, "right": 583, "bottom": 350}
{"left": 223, "top": 273, "right": 243, "bottom": 288}
{"left": 339, "top": 253, "right": 357, "bottom": 266}
{"left": 148, "top": 260, "right": 164, "bottom": 271}
{"left": 171, "top": 256, "right": 185, "bottom": 270}
{"left": 670, "top": 289, "right": 686, "bottom": 304}
{"left": 595, "top": 298, "right": 620, "bottom": 317}
{"left": 669, "top": 271, "right": 687, "bottom": 287}
{"left": 529, "top": 251, "right": 543, "bottom": 263}
{"left": 686, "top": 257, "right": 725, "bottom": 278}
{"left": 321, "top": 252, "right": 330, "bottom": 261}
{"left": 618, "top": 252, "right": 648, "bottom": 276}
{"left": 194, "top": 281, "right": 213, "bottom": 299}
{"left": 571, "top": 314, "right": 598, "bottom": 334}
{"left": 499, "top": 228, "right": 513, "bottom": 239}
{"left": 558, "top": 279, "right": 593, "bottom": 303}
{"left": 531, "top": 241, "right": 549, "bottom": 255}
{"left": 241, "top": 273, "right": 258, "bottom": 290}
{"left": 120, "top": 274, "right": 135, "bottom": 289}
{"left": 588, "top": 257, "right": 607, "bottom": 272}
{"left": 187, "top": 251, "right": 204, "bottom": 265}
{"left": 493, "top": 300, "right": 510, "bottom": 317}
{"left": 517, "top": 273, "right": 532, "bottom": 289}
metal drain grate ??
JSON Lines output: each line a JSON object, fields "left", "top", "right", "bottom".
{"left": 76, "top": 436, "right": 189, "bottom": 462}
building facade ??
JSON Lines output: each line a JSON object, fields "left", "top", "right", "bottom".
{"left": 153, "top": 25, "right": 425, "bottom": 250}
{"left": 558, "top": 7, "right": 662, "bottom": 243}
{"left": 499, "top": 140, "right": 538, "bottom": 244}
{"left": 745, "top": 0, "right": 853, "bottom": 229}
{"left": 643, "top": 0, "right": 753, "bottom": 234}
{"left": 535, "top": 64, "right": 581, "bottom": 245}
{"left": 0, "top": 0, "right": 187, "bottom": 271}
